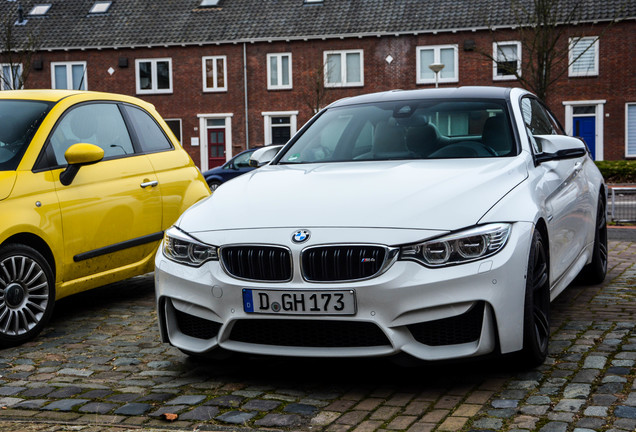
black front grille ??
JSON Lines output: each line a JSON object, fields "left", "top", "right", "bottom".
{"left": 221, "top": 246, "right": 291, "bottom": 281}
{"left": 302, "top": 245, "right": 387, "bottom": 281}
{"left": 230, "top": 319, "right": 391, "bottom": 348}
{"left": 175, "top": 309, "right": 222, "bottom": 340}
{"left": 407, "top": 302, "right": 485, "bottom": 346}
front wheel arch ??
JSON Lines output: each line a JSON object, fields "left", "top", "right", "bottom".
{"left": 3, "top": 233, "right": 56, "bottom": 280}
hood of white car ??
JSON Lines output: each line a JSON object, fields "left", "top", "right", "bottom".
{"left": 179, "top": 158, "right": 528, "bottom": 232}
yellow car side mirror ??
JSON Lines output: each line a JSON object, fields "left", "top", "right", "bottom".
{"left": 60, "top": 143, "right": 105, "bottom": 186}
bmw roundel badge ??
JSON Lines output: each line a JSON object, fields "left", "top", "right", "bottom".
{"left": 292, "top": 229, "right": 311, "bottom": 243}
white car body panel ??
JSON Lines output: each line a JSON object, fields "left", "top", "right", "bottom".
{"left": 180, "top": 157, "right": 528, "bottom": 232}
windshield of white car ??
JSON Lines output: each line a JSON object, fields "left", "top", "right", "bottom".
{"left": 0, "top": 100, "right": 53, "bottom": 171}
{"left": 277, "top": 99, "right": 516, "bottom": 164}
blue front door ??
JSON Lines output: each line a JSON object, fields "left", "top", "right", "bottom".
{"left": 574, "top": 117, "right": 596, "bottom": 159}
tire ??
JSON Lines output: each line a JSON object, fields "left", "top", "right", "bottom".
{"left": 207, "top": 180, "right": 222, "bottom": 192}
{"left": 520, "top": 229, "right": 550, "bottom": 368}
{"left": 578, "top": 194, "right": 608, "bottom": 285}
{"left": 0, "top": 244, "right": 55, "bottom": 346}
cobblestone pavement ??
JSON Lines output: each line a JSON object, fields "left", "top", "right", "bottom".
{"left": 0, "top": 240, "right": 634, "bottom": 432}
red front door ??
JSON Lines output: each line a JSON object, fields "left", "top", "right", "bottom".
{"left": 208, "top": 128, "right": 226, "bottom": 168}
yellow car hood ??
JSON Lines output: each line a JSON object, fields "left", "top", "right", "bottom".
{"left": 0, "top": 172, "right": 16, "bottom": 201}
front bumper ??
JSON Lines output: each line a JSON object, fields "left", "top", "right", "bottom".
{"left": 154, "top": 222, "right": 533, "bottom": 361}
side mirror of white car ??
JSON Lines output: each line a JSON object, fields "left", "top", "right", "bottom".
{"left": 534, "top": 135, "right": 588, "bottom": 164}
{"left": 248, "top": 145, "right": 283, "bottom": 167}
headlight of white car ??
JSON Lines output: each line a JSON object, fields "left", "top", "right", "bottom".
{"left": 399, "top": 223, "right": 511, "bottom": 267}
{"left": 163, "top": 227, "right": 218, "bottom": 267}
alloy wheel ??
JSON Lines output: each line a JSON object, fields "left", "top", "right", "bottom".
{"left": 0, "top": 254, "right": 50, "bottom": 337}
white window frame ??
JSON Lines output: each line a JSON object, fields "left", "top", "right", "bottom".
{"left": 493, "top": 41, "right": 521, "bottom": 81}
{"left": 626, "top": 103, "right": 636, "bottom": 158}
{"left": 323, "top": 50, "right": 364, "bottom": 88}
{"left": 267, "top": 53, "right": 293, "bottom": 90}
{"left": 262, "top": 111, "right": 298, "bottom": 146}
{"left": 51, "top": 61, "right": 87, "bottom": 90}
{"left": 1, "top": 63, "right": 23, "bottom": 90}
{"left": 197, "top": 113, "right": 233, "bottom": 172}
{"left": 135, "top": 58, "right": 173, "bottom": 95}
{"left": 202, "top": 56, "right": 227, "bottom": 92}
{"left": 562, "top": 99, "right": 606, "bottom": 161}
{"left": 164, "top": 118, "right": 182, "bottom": 143}
{"left": 415, "top": 45, "right": 459, "bottom": 85}
{"left": 569, "top": 37, "right": 599, "bottom": 77}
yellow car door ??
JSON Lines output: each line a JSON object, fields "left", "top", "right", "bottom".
{"left": 45, "top": 102, "right": 162, "bottom": 296}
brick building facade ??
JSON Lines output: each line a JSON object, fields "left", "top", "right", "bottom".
{"left": 2, "top": 0, "right": 635, "bottom": 168}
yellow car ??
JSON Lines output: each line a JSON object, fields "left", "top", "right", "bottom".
{"left": 0, "top": 90, "right": 210, "bottom": 345}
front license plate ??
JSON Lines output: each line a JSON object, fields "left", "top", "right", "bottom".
{"left": 243, "top": 289, "right": 356, "bottom": 315}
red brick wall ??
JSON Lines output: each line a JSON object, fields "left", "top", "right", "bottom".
{"left": 24, "top": 21, "right": 636, "bottom": 164}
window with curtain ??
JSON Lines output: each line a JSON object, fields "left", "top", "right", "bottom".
{"left": 324, "top": 50, "right": 363, "bottom": 87}
{"left": 416, "top": 45, "right": 458, "bottom": 84}
{"left": 267, "top": 53, "right": 292, "bottom": 90}
{"left": 569, "top": 37, "right": 599, "bottom": 77}
{"left": 493, "top": 42, "right": 521, "bottom": 80}
{"left": 202, "top": 56, "right": 227, "bottom": 92}
{"left": 51, "top": 62, "right": 87, "bottom": 90}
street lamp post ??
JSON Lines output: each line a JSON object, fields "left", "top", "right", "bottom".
{"left": 429, "top": 63, "right": 445, "bottom": 88}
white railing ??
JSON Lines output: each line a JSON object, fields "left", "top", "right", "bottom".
{"left": 609, "top": 187, "right": 636, "bottom": 223}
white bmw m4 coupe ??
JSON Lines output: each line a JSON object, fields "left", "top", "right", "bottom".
{"left": 155, "top": 87, "right": 607, "bottom": 367}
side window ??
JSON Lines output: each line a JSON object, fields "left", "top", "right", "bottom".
{"left": 48, "top": 103, "right": 134, "bottom": 166}
{"left": 520, "top": 97, "right": 555, "bottom": 136}
{"left": 122, "top": 105, "right": 173, "bottom": 153}
{"left": 230, "top": 151, "right": 252, "bottom": 169}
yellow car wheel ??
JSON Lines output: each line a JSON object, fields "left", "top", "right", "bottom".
{"left": 0, "top": 244, "right": 55, "bottom": 346}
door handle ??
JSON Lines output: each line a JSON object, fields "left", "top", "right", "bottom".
{"left": 140, "top": 180, "right": 158, "bottom": 188}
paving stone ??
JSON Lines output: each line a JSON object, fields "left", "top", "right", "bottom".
{"left": 108, "top": 393, "right": 139, "bottom": 402}
{"left": 0, "top": 387, "right": 26, "bottom": 396}
{"left": 42, "top": 399, "right": 89, "bottom": 411}
{"left": 539, "top": 421, "right": 568, "bottom": 432}
{"left": 80, "top": 389, "right": 113, "bottom": 399}
{"left": 20, "top": 386, "right": 54, "bottom": 397}
{"left": 255, "top": 413, "right": 303, "bottom": 427}
{"left": 491, "top": 399, "right": 519, "bottom": 408}
{"left": 114, "top": 403, "right": 152, "bottom": 415}
{"left": 48, "top": 386, "right": 82, "bottom": 398}
{"left": 216, "top": 410, "right": 257, "bottom": 424}
{"left": 180, "top": 405, "right": 220, "bottom": 421}
{"left": 284, "top": 402, "right": 319, "bottom": 415}
{"left": 564, "top": 384, "right": 591, "bottom": 399}
{"left": 572, "top": 369, "right": 599, "bottom": 383}
{"left": 136, "top": 393, "right": 174, "bottom": 402}
{"left": 149, "top": 405, "right": 187, "bottom": 417}
{"left": 597, "top": 382, "right": 625, "bottom": 394}
{"left": 521, "top": 405, "right": 549, "bottom": 415}
{"left": 78, "top": 402, "right": 118, "bottom": 414}
{"left": 554, "top": 399, "right": 585, "bottom": 412}
{"left": 242, "top": 399, "right": 282, "bottom": 411}
{"left": 205, "top": 394, "right": 245, "bottom": 407}
{"left": 166, "top": 394, "right": 206, "bottom": 405}
{"left": 14, "top": 399, "right": 49, "bottom": 409}
{"left": 575, "top": 417, "right": 606, "bottom": 429}
{"left": 614, "top": 405, "right": 636, "bottom": 419}
{"left": 472, "top": 417, "right": 503, "bottom": 429}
